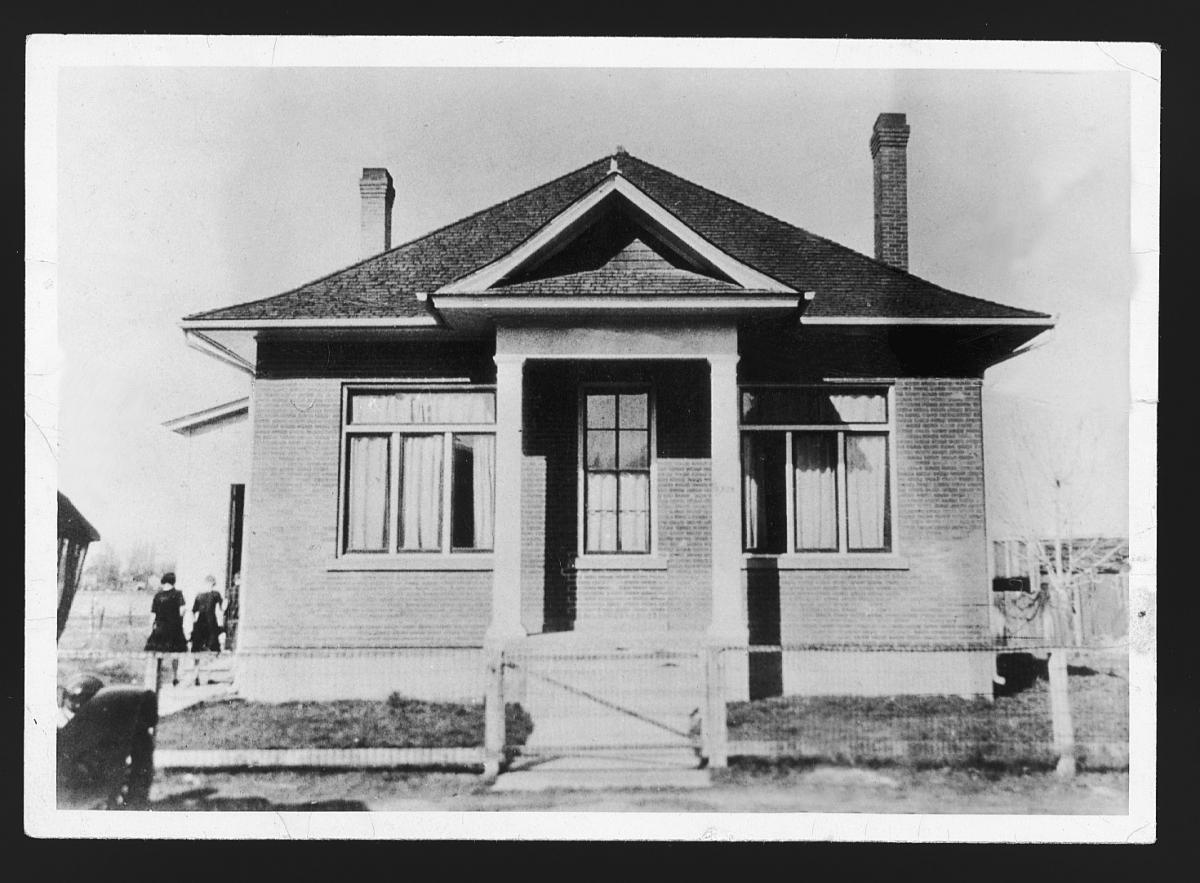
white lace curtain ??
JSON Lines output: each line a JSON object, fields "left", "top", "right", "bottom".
{"left": 347, "top": 432, "right": 496, "bottom": 553}
{"left": 794, "top": 434, "right": 838, "bottom": 551}
{"left": 351, "top": 391, "right": 495, "bottom": 425}
{"left": 453, "top": 434, "right": 495, "bottom": 550}
{"left": 846, "top": 434, "right": 887, "bottom": 550}
{"left": 742, "top": 431, "right": 887, "bottom": 553}
{"left": 586, "top": 473, "right": 649, "bottom": 552}
{"left": 346, "top": 435, "right": 390, "bottom": 551}
{"left": 399, "top": 435, "right": 444, "bottom": 551}
{"left": 742, "top": 435, "right": 767, "bottom": 550}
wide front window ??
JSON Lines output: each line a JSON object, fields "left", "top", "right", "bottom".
{"left": 582, "top": 388, "right": 652, "bottom": 553}
{"left": 740, "top": 386, "right": 893, "bottom": 554}
{"left": 341, "top": 388, "right": 496, "bottom": 554}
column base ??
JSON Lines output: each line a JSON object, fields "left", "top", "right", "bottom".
{"left": 484, "top": 621, "right": 528, "bottom": 649}
{"left": 706, "top": 625, "right": 749, "bottom": 702}
{"left": 705, "top": 624, "right": 749, "bottom": 647}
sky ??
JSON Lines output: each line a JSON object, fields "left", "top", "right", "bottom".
{"left": 38, "top": 44, "right": 1143, "bottom": 560}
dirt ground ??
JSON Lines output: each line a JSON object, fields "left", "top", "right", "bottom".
{"left": 146, "top": 765, "right": 1128, "bottom": 814}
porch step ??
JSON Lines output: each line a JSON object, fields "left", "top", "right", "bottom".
{"left": 491, "top": 768, "right": 711, "bottom": 792}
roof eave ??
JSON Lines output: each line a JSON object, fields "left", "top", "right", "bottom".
{"left": 180, "top": 316, "right": 442, "bottom": 330}
{"left": 433, "top": 294, "right": 801, "bottom": 311}
{"left": 799, "top": 315, "right": 1056, "bottom": 326}
{"left": 163, "top": 397, "right": 251, "bottom": 435}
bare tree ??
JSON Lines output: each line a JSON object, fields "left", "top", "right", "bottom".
{"left": 124, "top": 541, "right": 159, "bottom": 589}
{"left": 989, "top": 404, "right": 1128, "bottom": 647}
{"left": 81, "top": 542, "right": 121, "bottom": 592}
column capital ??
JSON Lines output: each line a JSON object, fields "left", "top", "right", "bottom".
{"left": 493, "top": 353, "right": 527, "bottom": 368}
{"left": 707, "top": 354, "right": 740, "bottom": 370}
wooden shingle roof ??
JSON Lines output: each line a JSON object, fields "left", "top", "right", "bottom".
{"left": 186, "top": 153, "right": 1051, "bottom": 323}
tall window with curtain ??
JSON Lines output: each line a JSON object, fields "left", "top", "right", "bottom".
{"left": 341, "top": 387, "right": 496, "bottom": 556}
{"left": 740, "top": 386, "right": 893, "bottom": 555}
{"left": 583, "top": 388, "right": 652, "bottom": 553}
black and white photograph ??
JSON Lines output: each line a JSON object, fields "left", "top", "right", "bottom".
{"left": 25, "top": 36, "right": 1157, "bottom": 841}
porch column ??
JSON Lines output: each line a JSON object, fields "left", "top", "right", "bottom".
{"left": 707, "top": 354, "right": 747, "bottom": 645}
{"left": 486, "top": 353, "right": 527, "bottom": 646}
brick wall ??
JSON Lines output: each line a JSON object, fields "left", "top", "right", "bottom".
{"left": 522, "top": 360, "right": 713, "bottom": 634}
{"left": 237, "top": 342, "right": 499, "bottom": 699}
{"left": 237, "top": 335, "right": 993, "bottom": 698}
{"left": 765, "top": 379, "right": 990, "bottom": 642}
{"left": 238, "top": 373, "right": 494, "bottom": 650}
{"left": 744, "top": 377, "right": 993, "bottom": 695}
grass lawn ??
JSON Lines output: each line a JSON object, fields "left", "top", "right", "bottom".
{"left": 156, "top": 694, "right": 533, "bottom": 751}
{"left": 724, "top": 664, "right": 1128, "bottom": 771}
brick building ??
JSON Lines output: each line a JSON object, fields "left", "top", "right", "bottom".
{"left": 181, "top": 114, "right": 1053, "bottom": 701}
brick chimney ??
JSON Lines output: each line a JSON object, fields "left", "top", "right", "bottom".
{"left": 359, "top": 168, "right": 395, "bottom": 258}
{"left": 870, "top": 113, "right": 911, "bottom": 271}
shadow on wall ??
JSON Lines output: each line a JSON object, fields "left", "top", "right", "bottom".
{"left": 747, "top": 565, "right": 782, "bottom": 700}
{"left": 527, "top": 362, "right": 579, "bottom": 633}
{"left": 530, "top": 360, "right": 713, "bottom": 634}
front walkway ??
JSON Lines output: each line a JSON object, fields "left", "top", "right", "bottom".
{"left": 154, "top": 653, "right": 238, "bottom": 717}
{"left": 502, "top": 632, "right": 707, "bottom": 769}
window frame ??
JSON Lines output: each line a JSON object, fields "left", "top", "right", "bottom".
{"left": 576, "top": 382, "right": 657, "bottom": 556}
{"left": 338, "top": 383, "right": 497, "bottom": 558}
{"left": 739, "top": 383, "right": 898, "bottom": 557}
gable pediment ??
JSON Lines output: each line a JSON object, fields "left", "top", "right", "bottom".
{"left": 435, "top": 174, "right": 796, "bottom": 296}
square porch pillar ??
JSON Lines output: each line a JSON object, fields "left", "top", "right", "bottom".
{"left": 486, "top": 354, "right": 528, "bottom": 646}
{"left": 708, "top": 354, "right": 749, "bottom": 701}
{"left": 707, "top": 354, "right": 749, "bottom": 645}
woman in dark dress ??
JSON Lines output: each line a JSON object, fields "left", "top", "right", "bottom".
{"left": 144, "top": 573, "right": 187, "bottom": 685}
{"left": 189, "top": 575, "right": 224, "bottom": 685}
{"left": 190, "top": 575, "right": 224, "bottom": 653}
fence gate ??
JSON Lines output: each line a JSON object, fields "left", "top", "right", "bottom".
{"left": 501, "top": 645, "right": 707, "bottom": 760}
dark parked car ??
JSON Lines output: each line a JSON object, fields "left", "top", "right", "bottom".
{"left": 56, "top": 492, "right": 157, "bottom": 809}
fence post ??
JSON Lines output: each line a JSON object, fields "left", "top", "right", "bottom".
{"left": 1047, "top": 649, "right": 1076, "bottom": 777}
{"left": 145, "top": 653, "right": 168, "bottom": 703}
{"left": 704, "top": 644, "right": 728, "bottom": 770}
{"left": 483, "top": 646, "right": 505, "bottom": 780}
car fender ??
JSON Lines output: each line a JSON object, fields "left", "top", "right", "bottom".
{"left": 57, "top": 686, "right": 157, "bottom": 802}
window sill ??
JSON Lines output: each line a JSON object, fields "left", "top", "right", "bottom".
{"left": 743, "top": 553, "right": 910, "bottom": 571}
{"left": 573, "top": 554, "right": 669, "bottom": 571}
{"left": 328, "top": 555, "right": 494, "bottom": 572}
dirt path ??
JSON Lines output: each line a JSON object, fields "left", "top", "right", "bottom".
{"left": 148, "top": 766, "right": 1127, "bottom": 815}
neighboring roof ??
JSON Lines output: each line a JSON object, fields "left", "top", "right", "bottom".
{"left": 185, "top": 152, "right": 1052, "bottom": 324}
{"left": 163, "top": 397, "right": 250, "bottom": 435}
{"left": 58, "top": 492, "right": 100, "bottom": 543}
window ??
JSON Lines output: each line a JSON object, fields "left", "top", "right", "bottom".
{"left": 741, "top": 386, "right": 893, "bottom": 554}
{"left": 582, "top": 388, "right": 652, "bottom": 553}
{"left": 341, "top": 388, "right": 495, "bottom": 554}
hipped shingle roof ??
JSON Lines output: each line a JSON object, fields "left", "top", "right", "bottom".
{"left": 186, "top": 153, "right": 1051, "bottom": 323}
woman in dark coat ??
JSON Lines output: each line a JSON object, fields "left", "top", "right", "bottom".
{"left": 190, "top": 575, "right": 223, "bottom": 653}
{"left": 189, "top": 575, "right": 224, "bottom": 685}
{"left": 144, "top": 573, "right": 187, "bottom": 685}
